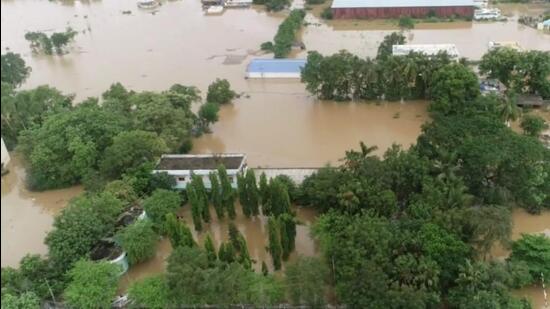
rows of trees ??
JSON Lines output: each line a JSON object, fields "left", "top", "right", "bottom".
{"left": 261, "top": 10, "right": 306, "bottom": 58}
{"left": 252, "top": 0, "right": 289, "bottom": 12}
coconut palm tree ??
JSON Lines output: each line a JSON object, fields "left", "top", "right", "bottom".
{"left": 499, "top": 92, "right": 520, "bottom": 127}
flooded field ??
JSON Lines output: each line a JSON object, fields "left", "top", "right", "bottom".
{"left": 0, "top": 157, "right": 83, "bottom": 267}
{"left": 119, "top": 203, "right": 319, "bottom": 291}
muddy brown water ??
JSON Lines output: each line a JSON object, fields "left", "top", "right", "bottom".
{"left": 118, "top": 203, "right": 319, "bottom": 292}
{"left": 0, "top": 157, "right": 83, "bottom": 267}
{"left": 1, "top": 0, "right": 549, "bottom": 304}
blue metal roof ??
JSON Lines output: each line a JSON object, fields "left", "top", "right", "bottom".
{"left": 247, "top": 59, "right": 307, "bottom": 73}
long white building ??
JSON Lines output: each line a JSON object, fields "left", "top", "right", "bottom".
{"left": 153, "top": 154, "right": 247, "bottom": 189}
{"left": 392, "top": 44, "right": 460, "bottom": 59}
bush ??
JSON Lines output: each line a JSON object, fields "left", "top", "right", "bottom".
{"left": 261, "top": 41, "right": 274, "bottom": 52}
{"left": 520, "top": 114, "right": 548, "bottom": 137}
{"left": 64, "top": 260, "right": 119, "bottom": 309}
{"left": 142, "top": 189, "right": 182, "bottom": 226}
{"left": 128, "top": 275, "right": 170, "bottom": 309}
{"left": 116, "top": 220, "right": 158, "bottom": 265}
{"left": 270, "top": 10, "right": 306, "bottom": 58}
{"left": 398, "top": 16, "right": 415, "bottom": 29}
{"left": 321, "top": 7, "right": 333, "bottom": 19}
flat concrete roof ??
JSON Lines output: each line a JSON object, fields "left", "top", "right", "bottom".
{"left": 247, "top": 59, "right": 307, "bottom": 74}
{"left": 156, "top": 154, "right": 246, "bottom": 171}
{"left": 392, "top": 44, "right": 460, "bottom": 57}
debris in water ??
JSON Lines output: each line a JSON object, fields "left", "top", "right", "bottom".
{"left": 122, "top": 10, "right": 132, "bottom": 15}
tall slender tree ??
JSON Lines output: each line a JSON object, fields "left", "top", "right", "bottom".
{"left": 246, "top": 169, "right": 260, "bottom": 216}
{"left": 209, "top": 171, "right": 224, "bottom": 219}
{"left": 191, "top": 174, "right": 211, "bottom": 223}
{"left": 218, "top": 165, "right": 236, "bottom": 219}
{"left": 279, "top": 213, "right": 297, "bottom": 260}
{"left": 259, "top": 173, "right": 270, "bottom": 211}
{"left": 267, "top": 217, "right": 282, "bottom": 270}
{"left": 187, "top": 184, "right": 203, "bottom": 231}
{"left": 204, "top": 234, "right": 217, "bottom": 264}
{"left": 237, "top": 173, "right": 251, "bottom": 217}
{"left": 164, "top": 213, "right": 195, "bottom": 248}
{"left": 270, "top": 180, "right": 292, "bottom": 217}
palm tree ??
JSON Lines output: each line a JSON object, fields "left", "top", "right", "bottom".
{"left": 499, "top": 92, "right": 520, "bottom": 127}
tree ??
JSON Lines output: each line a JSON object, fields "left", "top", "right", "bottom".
{"left": 499, "top": 93, "right": 521, "bottom": 127}
{"left": 520, "top": 114, "right": 548, "bottom": 137}
{"left": 429, "top": 63, "right": 480, "bottom": 115}
{"left": 206, "top": 79, "right": 236, "bottom": 105}
{"left": 191, "top": 174, "right": 210, "bottom": 223}
{"left": 50, "top": 27, "right": 78, "bottom": 54}
{"left": 142, "top": 189, "right": 181, "bottom": 226}
{"left": 218, "top": 241, "right": 236, "bottom": 264}
{"left": 285, "top": 256, "right": 328, "bottom": 308}
{"left": 1, "top": 292, "right": 41, "bottom": 309}
{"left": 246, "top": 169, "right": 260, "bottom": 216}
{"left": 197, "top": 102, "right": 219, "bottom": 132}
{"left": 268, "top": 179, "right": 292, "bottom": 217}
{"left": 127, "top": 275, "right": 169, "bottom": 309}
{"left": 259, "top": 172, "right": 270, "bottom": 212}
{"left": 187, "top": 183, "right": 203, "bottom": 231}
{"left": 398, "top": 16, "right": 415, "bottom": 29}
{"left": 163, "top": 213, "right": 195, "bottom": 248}
{"left": 204, "top": 234, "right": 217, "bottom": 263}
{"left": 299, "top": 167, "right": 343, "bottom": 212}
{"left": 45, "top": 193, "right": 123, "bottom": 269}
{"left": 100, "top": 130, "right": 168, "bottom": 179}
{"left": 168, "top": 84, "right": 201, "bottom": 109}
{"left": 268, "top": 10, "right": 305, "bottom": 58}
{"left": 116, "top": 220, "right": 158, "bottom": 265}
{"left": 1, "top": 52, "right": 31, "bottom": 86}
{"left": 148, "top": 171, "right": 177, "bottom": 193}
{"left": 279, "top": 213, "right": 297, "bottom": 260}
{"left": 64, "top": 260, "right": 119, "bottom": 309}
{"left": 267, "top": 217, "right": 282, "bottom": 270}
{"left": 209, "top": 171, "right": 224, "bottom": 219}
{"left": 104, "top": 179, "right": 138, "bottom": 206}
{"left": 218, "top": 165, "right": 236, "bottom": 219}
{"left": 237, "top": 173, "right": 251, "bottom": 217}
{"left": 1, "top": 85, "right": 71, "bottom": 150}
{"left": 377, "top": 32, "right": 406, "bottom": 60}
{"left": 508, "top": 234, "right": 550, "bottom": 283}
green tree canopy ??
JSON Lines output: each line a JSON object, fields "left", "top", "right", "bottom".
{"left": 116, "top": 220, "right": 158, "bottom": 265}
{"left": 127, "top": 275, "right": 169, "bottom": 309}
{"left": 142, "top": 189, "right": 181, "bottom": 226}
{"left": 1, "top": 52, "right": 31, "bottom": 86}
{"left": 206, "top": 79, "right": 236, "bottom": 105}
{"left": 508, "top": 234, "right": 550, "bottom": 283}
{"left": 64, "top": 260, "right": 119, "bottom": 309}
{"left": 285, "top": 256, "right": 328, "bottom": 308}
{"left": 520, "top": 114, "right": 548, "bottom": 137}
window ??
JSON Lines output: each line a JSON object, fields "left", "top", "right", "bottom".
{"left": 178, "top": 176, "right": 186, "bottom": 182}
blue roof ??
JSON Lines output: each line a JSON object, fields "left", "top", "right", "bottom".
{"left": 247, "top": 59, "right": 307, "bottom": 73}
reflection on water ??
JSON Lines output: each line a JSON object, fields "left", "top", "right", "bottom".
{"left": 0, "top": 156, "right": 83, "bottom": 267}
{"left": 118, "top": 203, "right": 319, "bottom": 292}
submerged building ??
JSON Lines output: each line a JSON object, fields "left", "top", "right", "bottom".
{"left": 392, "top": 44, "right": 460, "bottom": 59}
{"left": 246, "top": 59, "right": 307, "bottom": 79}
{"left": 331, "top": 0, "right": 475, "bottom": 19}
{"left": 153, "top": 154, "right": 247, "bottom": 189}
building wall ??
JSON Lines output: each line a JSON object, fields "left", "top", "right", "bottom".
{"left": 246, "top": 72, "right": 302, "bottom": 79}
{"left": 154, "top": 167, "right": 246, "bottom": 189}
{"left": 1, "top": 137, "right": 10, "bottom": 166}
{"left": 332, "top": 6, "right": 474, "bottom": 19}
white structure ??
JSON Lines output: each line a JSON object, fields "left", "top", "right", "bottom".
{"left": 488, "top": 41, "right": 523, "bottom": 51}
{"left": 224, "top": 0, "right": 252, "bottom": 7}
{"left": 246, "top": 59, "right": 307, "bottom": 79}
{"left": 1, "top": 137, "right": 10, "bottom": 167}
{"left": 392, "top": 44, "right": 460, "bottom": 59}
{"left": 153, "top": 154, "right": 247, "bottom": 189}
{"left": 137, "top": 0, "right": 159, "bottom": 9}
{"left": 474, "top": 8, "right": 501, "bottom": 20}
{"left": 206, "top": 5, "right": 224, "bottom": 14}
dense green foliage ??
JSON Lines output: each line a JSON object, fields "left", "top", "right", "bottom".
{"left": 508, "top": 234, "right": 550, "bottom": 283}
{"left": 1, "top": 52, "right": 31, "bottom": 87}
{"left": 166, "top": 246, "right": 284, "bottom": 306}
{"left": 377, "top": 32, "right": 406, "bottom": 60}
{"left": 25, "top": 28, "right": 77, "bottom": 55}
{"left": 197, "top": 101, "right": 220, "bottom": 132}
{"left": 520, "top": 114, "right": 548, "bottom": 137}
{"left": 1, "top": 85, "right": 71, "bottom": 150}
{"left": 301, "top": 36, "right": 455, "bottom": 101}
{"left": 209, "top": 171, "right": 224, "bottom": 218}
{"left": 262, "top": 10, "right": 305, "bottom": 58}
{"left": 64, "top": 260, "right": 119, "bottom": 309}
{"left": 127, "top": 275, "right": 169, "bottom": 309}
{"left": 285, "top": 256, "right": 328, "bottom": 308}
{"left": 237, "top": 169, "right": 260, "bottom": 217}
{"left": 45, "top": 193, "right": 123, "bottom": 269}
{"left": 142, "top": 189, "right": 181, "bottom": 226}
{"left": 479, "top": 48, "right": 550, "bottom": 98}
{"left": 267, "top": 217, "right": 283, "bottom": 270}
{"left": 1, "top": 292, "right": 41, "bottom": 309}
{"left": 253, "top": 0, "right": 290, "bottom": 12}
{"left": 164, "top": 213, "right": 195, "bottom": 248}
{"left": 206, "top": 78, "right": 236, "bottom": 105}
{"left": 218, "top": 165, "right": 236, "bottom": 219}
{"left": 116, "top": 220, "right": 158, "bottom": 265}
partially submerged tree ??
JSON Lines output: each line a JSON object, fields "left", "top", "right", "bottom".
{"left": 206, "top": 79, "right": 236, "bottom": 105}
{"left": 116, "top": 220, "right": 158, "bottom": 265}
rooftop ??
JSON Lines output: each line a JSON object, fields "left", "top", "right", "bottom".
{"left": 247, "top": 59, "right": 307, "bottom": 73}
{"left": 392, "top": 44, "right": 460, "bottom": 57}
{"left": 331, "top": 0, "right": 474, "bottom": 9}
{"left": 155, "top": 154, "right": 246, "bottom": 170}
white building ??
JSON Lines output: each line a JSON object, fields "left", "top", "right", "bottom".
{"left": 153, "top": 154, "right": 247, "bottom": 189}
{"left": 392, "top": 44, "right": 460, "bottom": 59}
{"left": 224, "top": 0, "right": 252, "bottom": 7}
{"left": 488, "top": 41, "right": 523, "bottom": 51}
{"left": 246, "top": 59, "right": 307, "bottom": 79}
{"left": 1, "top": 137, "right": 10, "bottom": 167}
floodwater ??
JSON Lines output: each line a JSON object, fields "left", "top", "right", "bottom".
{"left": 118, "top": 203, "right": 319, "bottom": 292}
{"left": 0, "top": 157, "right": 83, "bottom": 267}
{"left": 1, "top": 0, "right": 549, "bottom": 303}
{"left": 490, "top": 208, "right": 550, "bottom": 309}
